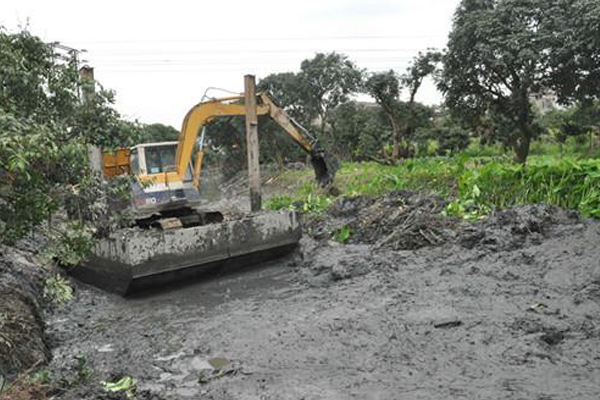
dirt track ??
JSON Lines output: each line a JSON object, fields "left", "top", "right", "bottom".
{"left": 40, "top": 193, "right": 600, "bottom": 399}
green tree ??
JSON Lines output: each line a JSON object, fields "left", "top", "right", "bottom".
{"left": 364, "top": 71, "right": 404, "bottom": 159}
{"left": 440, "top": 0, "right": 600, "bottom": 164}
{"left": 257, "top": 73, "right": 310, "bottom": 169}
{"left": 139, "top": 123, "right": 179, "bottom": 143}
{"left": 0, "top": 29, "right": 137, "bottom": 245}
{"left": 430, "top": 116, "right": 471, "bottom": 156}
{"left": 539, "top": 102, "right": 600, "bottom": 154}
{"left": 258, "top": 72, "right": 311, "bottom": 128}
{"left": 327, "top": 102, "right": 388, "bottom": 160}
{"left": 298, "top": 52, "right": 363, "bottom": 137}
{"left": 543, "top": 0, "right": 600, "bottom": 105}
{"left": 402, "top": 51, "right": 442, "bottom": 153}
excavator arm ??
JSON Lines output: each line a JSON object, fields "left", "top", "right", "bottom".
{"left": 170, "top": 93, "right": 336, "bottom": 188}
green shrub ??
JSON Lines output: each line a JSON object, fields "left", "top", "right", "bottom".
{"left": 265, "top": 195, "right": 294, "bottom": 211}
{"left": 44, "top": 223, "right": 94, "bottom": 267}
{"left": 333, "top": 225, "right": 352, "bottom": 243}
{"left": 43, "top": 275, "right": 74, "bottom": 306}
{"left": 101, "top": 376, "right": 136, "bottom": 398}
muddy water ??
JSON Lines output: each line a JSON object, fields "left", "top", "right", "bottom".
{"left": 47, "top": 257, "right": 302, "bottom": 399}
{"left": 46, "top": 205, "right": 600, "bottom": 399}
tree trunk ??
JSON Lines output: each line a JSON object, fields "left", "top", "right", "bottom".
{"left": 514, "top": 126, "right": 532, "bottom": 165}
{"left": 320, "top": 112, "right": 327, "bottom": 141}
{"left": 514, "top": 91, "right": 533, "bottom": 165}
{"left": 403, "top": 97, "right": 416, "bottom": 159}
{"left": 389, "top": 115, "right": 401, "bottom": 160}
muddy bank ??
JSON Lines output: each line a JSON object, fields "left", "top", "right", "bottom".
{"left": 0, "top": 244, "right": 51, "bottom": 379}
{"left": 33, "top": 192, "right": 600, "bottom": 398}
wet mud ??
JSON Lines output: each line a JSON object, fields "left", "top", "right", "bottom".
{"left": 13, "top": 192, "right": 600, "bottom": 399}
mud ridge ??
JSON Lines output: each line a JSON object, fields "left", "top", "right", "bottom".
{"left": 0, "top": 244, "right": 51, "bottom": 379}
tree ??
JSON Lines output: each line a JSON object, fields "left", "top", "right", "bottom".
{"left": 440, "top": 0, "right": 600, "bottom": 164}
{"left": 257, "top": 73, "right": 310, "bottom": 169}
{"left": 364, "top": 67, "right": 439, "bottom": 159}
{"left": 0, "top": 29, "right": 137, "bottom": 245}
{"left": 543, "top": 0, "right": 600, "bottom": 105}
{"left": 539, "top": 102, "right": 600, "bottom": 154}
{"left": 402, "top": 51, "right": 442, "bottom": 152}
{"left": 429, "top": 115, "right": 471, "bottom": 156}
{"left": 258, "top": 72, "right": 311, "bottom": 128}
{"left": 364, "top": 71, "right": 404, "bottom": 159}
{"left": 326, "top": 102, "right": 384, "bottom": 160}
{"left": 298, "top": 52, "right": 363, "bottom": 137}
{"left": 440, "top": 0, "right": 542, "bottom": 164}
{"left": 139, "top": 123, "right": 179, "bottom": 143}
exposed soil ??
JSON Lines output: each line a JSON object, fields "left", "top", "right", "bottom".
{"left": 4, "top": 190, "right": 600, "bottom": 399}
{"left": 0, "top": 242, "right": 51, "bottom": 380}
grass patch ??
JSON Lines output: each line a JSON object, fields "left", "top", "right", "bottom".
{"left": 266, "top": 155, "right": 600, "bottom": 218}
{"left": 451, "top": 157, "right": 600, "bottom": 218}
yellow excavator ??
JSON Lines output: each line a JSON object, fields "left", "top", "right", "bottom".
{"left": 103, "top": 92, "right": 334, "bottom": 229}
{"left": 74, "top": 90, "right": 336, "bottom": 294}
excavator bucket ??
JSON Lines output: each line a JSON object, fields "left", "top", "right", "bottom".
{"left": 310, "top": 147, "right": 338, "bottom": 187}
{"left": 72, "top": 211, "right": 301, "bottom": 294}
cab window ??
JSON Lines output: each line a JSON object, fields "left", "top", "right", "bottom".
{"left": 145, "top": 145, "right": 176, "bottom": 174}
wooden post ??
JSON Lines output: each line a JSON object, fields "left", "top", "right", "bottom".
{"left": 244, "top": 75, "right": 262, "bottom": 212}
{"left": 79, "top": 66, "right": 103, "bottom": 177}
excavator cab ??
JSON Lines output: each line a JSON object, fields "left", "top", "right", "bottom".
{"left": 128, "top": 141, "right": 218, "bottom": 229}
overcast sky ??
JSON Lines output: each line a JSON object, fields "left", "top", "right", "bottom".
{"left": 1, "top": 0, "right": 460, "bottom": 128}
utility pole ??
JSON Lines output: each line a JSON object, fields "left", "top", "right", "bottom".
{"left": 79, "top": 65, "right": 103, "bottom": 177}
{"left": 244, "top": 75, "right": 261, "bottom": 212}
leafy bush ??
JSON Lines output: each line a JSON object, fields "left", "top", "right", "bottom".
{"left": 43, "top": 223, "right": 94, "bottom": 267}
{"left": 333, "top": 225, "right": 352, "bottom": 243}
{"left": 29, "top": 370, "right": 53, "bottom": 385}
{"left": 43, "top": 275, "right": 74, "bottom": 306}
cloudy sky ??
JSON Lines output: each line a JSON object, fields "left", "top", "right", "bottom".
{"left": 1, "top": 0, "right": 460, "bottom": 128}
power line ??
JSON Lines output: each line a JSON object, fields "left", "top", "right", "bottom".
{"left": 91, "top": 56, "right": 415, "bottom": 65}
{"left": 88, "top": 47, "right": 433, "bottom": 56}
{"left": 97, "top": 65, "right": 413, "bottom": 73}
{"left": 69, "top": 34, "right": 447, "bottom": 45}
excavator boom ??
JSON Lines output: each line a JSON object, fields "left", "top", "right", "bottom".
{"left": 166, "top": 92, "right": 336, "bottom": 190}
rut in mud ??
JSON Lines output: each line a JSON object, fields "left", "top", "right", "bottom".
{"left": 8, "top": 191, "right": 600, "bottom": 399}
